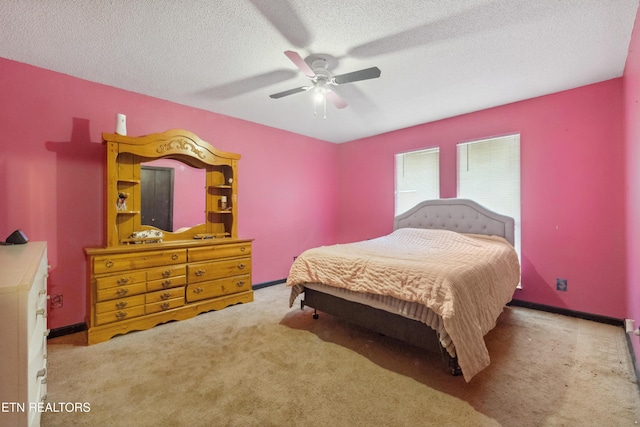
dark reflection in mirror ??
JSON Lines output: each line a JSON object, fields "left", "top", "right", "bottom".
{"left": 140, "top": 158, "right": 206, "bottom": 232}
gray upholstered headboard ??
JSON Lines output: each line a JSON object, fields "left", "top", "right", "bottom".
{"left": 393, "top": 198, "right": 515, "bottom": 246}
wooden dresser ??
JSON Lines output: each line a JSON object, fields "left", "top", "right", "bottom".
{"left": 85, "top": 129, "right": 253, "bottom": 344}
{"left": 0, "top": 242, "right": 49, "bottom": 427}
{"left": 85, "top": 239, "right": 252, "bottom": 345}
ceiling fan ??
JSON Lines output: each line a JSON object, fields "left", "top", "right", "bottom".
{"left": 269, "top": 50, "right": 381, "bottom": 118}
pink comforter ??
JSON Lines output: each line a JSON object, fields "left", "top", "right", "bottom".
{"left": 286, "top": 228, "right": 521, "bottom": 381}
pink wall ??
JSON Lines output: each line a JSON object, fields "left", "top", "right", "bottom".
{"left": 0, "top": 48, "right": 635, "bottom": 335}
{"left": 0, "top": 58, "right": 339, "bottom": 329}
{"left": 337, "top": 79, "right": 627, "bottom": 320}
{"left": 623, "top": 5, "right": 640, "bottom": 371}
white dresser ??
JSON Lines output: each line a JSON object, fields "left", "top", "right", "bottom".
{"left": 0, "top": 242, "right": 48, "bottom": 427}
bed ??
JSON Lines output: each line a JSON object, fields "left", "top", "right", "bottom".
{"left": 287, "top": 198, "right": 520, "bottom": 382}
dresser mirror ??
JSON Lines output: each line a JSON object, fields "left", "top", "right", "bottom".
{"left": 103, "top": 129, "right": 240, "bottom": 246}
{"left": 140, "top": 158, "right": 206, "bottom": 232}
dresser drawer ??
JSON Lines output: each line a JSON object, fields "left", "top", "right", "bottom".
{"left": 96, "top": 305, "right": 146, "bottom": 325}
{"left": 188, "top": 242, "right": 251, "bottom": 262}
{"left": 146, "top": 287, "right": 185, "bottom": 304}
{"left": 147, "top": 275, "right": 187, "bottom": 292}
{"left": 147, "top": 265, "right": 186, "bottom": 281}
{"left": 95, "top": 294, "right": 146, "bottom": 314}
{"left": 95, "top": 271, "right": 146, "bottom": 290}
{"left": 28, "top": 355, "right": 47, "bottom": 421}
{"left": 26, "top": 283, "right": 47, "bottom": 339}
{"left": 29, "top": 311, "right": 47, "bottom": 354}
{"left": 188, "top": 258, "right": 251, "bottom": 284}
{"left": 93, "top": 249, "right": 187, "bottom": 274}
{"left": 28, "top": 346, "right": 47, "bottom": 388}
{"left": 186, "top": 274, "right": 251, "bottom": 303}
{"left": 26, "top": 263, "right": 46, "bottom": 316}
{"left": 96, "top": 282, "right": 147, "bottom": 302}
{"left": 28, "top": 325, "right": 48, "bottom": 393}
{"left": 145, "top": 297, "right": 185, "bottom": 314}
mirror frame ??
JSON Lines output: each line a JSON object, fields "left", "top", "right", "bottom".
{"left": 103, "top": 129, "right": 240, "bottom": 246}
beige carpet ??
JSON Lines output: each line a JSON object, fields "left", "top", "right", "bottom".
{"left": 41, "top": 283, "right": 640, "bottom": 427}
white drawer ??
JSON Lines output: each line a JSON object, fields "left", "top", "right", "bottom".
{"left": 25, "top": 259, "right": 48, "bottom": 344}
{"left": 36, "top": 289, "right": 48, "bottom": 310}
{"left": 28, "top": 406, "right": 43, "bottom": 427}
{"left": 27, "top": 354, "right": 46, "bottom": 427}
{"left": 28, "top": 335, "right": 46, "bottom": 376}
{"left": 25, "top": 288, "right": 42, "bottom": 339}
{"left": 28, "top": 354, "right": 47, "bottom": 405}
{"left": 28, "top": 318, "right": 47, "bottom": 361}
{"left": 27, "top": 303, "right": 47, "bottom": 349}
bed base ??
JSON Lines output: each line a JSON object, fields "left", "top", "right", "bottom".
{"left": 301, "top": 288, "right": 462, "bottom": 376}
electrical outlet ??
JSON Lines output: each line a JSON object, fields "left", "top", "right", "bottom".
{"left": 51, "top": 294, "right": 63, "bottom": 309}
{"left": 556, "top": 278, "right": 567, "bottom": 292}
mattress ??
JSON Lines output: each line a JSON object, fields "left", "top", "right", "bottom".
{"left": 287, "top": 227, "right": 521, "bottom": 381}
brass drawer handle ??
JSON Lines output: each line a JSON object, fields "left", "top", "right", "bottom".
{"left": 238, "top": 263, "right": 246, "bottom": 270}
{"left": 237, "top": 280, "right": 245, "bottom": 287}
{"left": 240, "top": 246, "right": 246, "bottom": 252}
{"left": 162, "top": 269, "right": 172, "bottom": 278}
{"left": 36, "top": 308, "right": 47, "bottom": 318}
{"left": 105, "top": 260, "right": 114, "bottom": 268}
{"left": 161, "top": 292, "right": 171, "bottom": 300}
{"left": 193, "top": 287, "right": 204, "bottom": 294}
{"left": 195, "top": 269, "right": 205, "bottom": 277}
{"left": 115, "top": 301, "right": 128, "bottom": 309}
{"left": 117, "top": 278, "right": 130, "bottom": 285}
{"left": 160, "top": 302, "right": 171, "bottom": 310}
{"left": 115, "top": 311, "right": 128, "bottom": 319}
{"left": 162, "top": 280, "right": 172, "bottom": 288}
{"left": 171, "top": 254, "right": 179, "bottom": 260}
{"left": 116, "top": 288, "right": 129, "bottom": 297}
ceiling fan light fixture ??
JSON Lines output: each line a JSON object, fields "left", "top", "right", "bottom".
{"left": 314, "top": 89, "right": 327, "bottom": 119}
{"left": 270, "top": 50, "right": 380, "bottom": 119}
{"left": 313, "top": 79, "right": 328, "bottom": 119}
{"left": 314, "top": 82, "right": 327, "bottom": 102}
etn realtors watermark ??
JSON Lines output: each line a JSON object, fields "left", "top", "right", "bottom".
{"left": 2, "top": 401, "right": 91, "bottom": 413}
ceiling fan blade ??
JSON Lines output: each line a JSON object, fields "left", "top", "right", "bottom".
{"left": 326, "top": 91, "right": 348, "bottom": 109}
{"left": 269, "top": 86, "right": 310, "bottom": 99}
{"left": 333, "top": 67, "right": 381, "bottom": 84}
{"left": 284, "top": 50, "right": 316, "bottom": 78}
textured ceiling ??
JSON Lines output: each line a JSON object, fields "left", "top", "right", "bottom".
{"left": 0, "top": 0, "right": 638, "bottom": 143}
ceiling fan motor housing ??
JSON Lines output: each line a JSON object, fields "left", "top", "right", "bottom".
{"left": 311, "top": 58, "right": 331, "bottom": 81}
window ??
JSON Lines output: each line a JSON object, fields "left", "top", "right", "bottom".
{"left": 457, "top": 134, "right": 521, "bottom": 257}
{"left": 395, "top": 148, "right": 439, "bottom": 215}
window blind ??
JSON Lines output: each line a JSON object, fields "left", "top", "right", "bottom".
{"left": 457, "top": 134, "right": 521, "bottom": 256}
{"left": 395, "top": 147, "right": 439, "bottom": 215}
